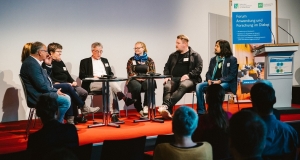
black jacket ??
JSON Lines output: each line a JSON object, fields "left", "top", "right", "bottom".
{"left": 163, "top": 47, "right": 203, "bottom": 84}
{"left": 206, "top": 55, "right": 237, "bottom": 94}
{"left": 79, "top": 57, "right": 114, "bottom": 91}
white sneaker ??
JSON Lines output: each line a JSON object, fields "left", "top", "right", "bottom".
{"left": 143, "top": 106, "right": 148, "bottom": 115}
{"left": 139, "top": 110, "right": 147, "bottom": 118}
{"left": 158, "top": 105, "right": 172, "bottom": 119}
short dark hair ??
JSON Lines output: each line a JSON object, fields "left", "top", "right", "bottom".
{"left": 229, "top": 110, "right": 267, "bottom": 157}
{"left": 250, "top": 82, "right": 276, "bottom": 115}
{"left": 31, "top": 41, "right": 45, "bottom": 54}
{"left": 206, "top": 84, "right": 228, "bottom": 130}
{"left": 216, "top": 40, "right": 233, "bottom": 57}
{"left": 172, "top": 106, "right": 198, "bottom": 136}
{"left": 48, "top": 42, "right": 63, "bottom": 54}
{"left": 36, "top": 94, "right": 58, "bottom": 120}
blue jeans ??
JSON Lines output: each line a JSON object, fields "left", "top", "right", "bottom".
{"left": 54, "top": 83, "right": 85, "bottom": 116}
{"left": 196, "top": 82, "right": 229, "bottom": 114}
{"left": 56, "top": 94, "right": 71, "bottom": 123}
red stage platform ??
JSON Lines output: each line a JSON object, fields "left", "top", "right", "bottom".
{"left": 1, "top": 103, "right": 300, "bottom": 155}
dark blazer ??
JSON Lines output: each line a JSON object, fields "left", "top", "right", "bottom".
{"left": 79, "top": 57, "right": 114, "bottom": 90}
{"left": 20, "top": 56, "right": 58, "bottom": 107}
{"left": 27, "top": 119, "right": 79, "bottom": 160}
{"left": 163, "top": 47, "right": 203, "bottom": 84}
{"left": 206, "top": 55, "right": 237, "bottom": 94}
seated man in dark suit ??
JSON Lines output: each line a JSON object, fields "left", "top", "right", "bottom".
{"left": 79, "top": 42, "right": 135, "bottom": 122}
{"left": 20, "top": 41, "right": 70, "bottom": 123}
{"left": 27, "top": 94, "right": 79, "bottom": 160}
{"left": 250, "top": 81, "right": 298, "bottom": 159}
{"left": 43, "top": 42, "right": 100, "bottom": 124}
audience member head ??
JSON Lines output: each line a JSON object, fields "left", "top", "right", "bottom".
{"left": 229, "top": 110, "right": 267, "bottom": 159}
{"left": 36, "top": 94, "right": 58, "bottom": 123}
{"left": 48, "top": 42, "right": 63, "bottom": 61}
{"left": 206, "top": 84, "right": 228, "bottom": 130}
{"left": 172, "top": 106, "right": 198, "bottom": 137}
{"left": 176, "top": 34, "right": 189, "bottom": 53}
{"left": 215, "top": 39, "right": 233, "bottom": 58}
{"left": 30, "top": 41, "right": 48, "bottom": 61}
{"left": 42, "top": 147, "right": 78, "bottom": 160}
{"left": 134, "top": 41, "right": 147, "bottom": 56}
{"left": 21, "top": 42, "right": 32, "bottom": 63}
{"left": 91, "top": 42, "right": 103, "bottom": 60}
{"left": 250, "top": 81, "right": 276, "bottom": 116}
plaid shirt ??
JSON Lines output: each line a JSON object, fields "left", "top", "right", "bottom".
{"left": 126, "top": 56, "right": 155, "bottom": 77}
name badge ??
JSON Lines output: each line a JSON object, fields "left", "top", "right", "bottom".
{"left": 105, "top": 63, "right": 109, "bottom": 67}
{"left": 227, "top": 63, "right": 230, "bottom": 67}
{"left": 183, "top": 58, "right": 189, "bottom": 62}
{"left": 132, "top": 60, "right": 136, "bottom": 65}
{"left": 63, "top": 67, "right": 67, "bottom": 71}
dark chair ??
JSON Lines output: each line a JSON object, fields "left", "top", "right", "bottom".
{"left": 19, "top": 74, "right": 36, "bottom": 140}
{"left": 0, "top": 150, "right": 28, "bottom": 160}
{"left": 225, "top": 64, "right": 240, "bottom": 111}
{"left": 100, "top": 136, "right": 146, "bottom": 160}
{"left": 72, "top": 143, "right": 93, "bottom": 160}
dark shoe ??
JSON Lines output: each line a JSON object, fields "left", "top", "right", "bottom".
{"left": 124, "top": 97, "right": 136, "bottom": 106}
{"left": 111, "top": 114, "right": 120, "bottom": 123}
{"left": 74, "top": 116, "right": 87, "bottom": 124}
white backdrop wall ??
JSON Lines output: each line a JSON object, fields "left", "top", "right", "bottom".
{"left": 0, "top": 0, "right": 299, "bottom": 122}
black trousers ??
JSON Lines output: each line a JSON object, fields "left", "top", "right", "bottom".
{"left": 127, "top": 79, "right": 156, "bottom": 112}
{"left": 163, "top": 77, "right": 194, "bottom": 114}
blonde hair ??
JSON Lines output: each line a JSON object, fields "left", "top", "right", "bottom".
{"left": 177, "top": 34, "right": 189, "bottom": 43}
{"left": 91, "top": 42, "right": 103, "bottom": 50}
{"left": 21, "top": 42, "right": 33, "bottom": 63}
{"left": 135, "top": 41, "right": 148, "bottom": 53}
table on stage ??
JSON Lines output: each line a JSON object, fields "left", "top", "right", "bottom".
{"left": 131, "top": 74, "right": 171, "bottom": 123}
{"left": 82, "top": 77, "right": 128, "bottom": 128}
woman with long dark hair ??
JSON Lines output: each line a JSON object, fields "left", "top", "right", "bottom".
{"left": 192, "top": 84, "right": 232, "bottom": 160}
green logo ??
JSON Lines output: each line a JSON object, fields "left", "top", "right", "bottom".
{"left": 258, "top": 3, "right": 263, "bottom": 8}
{"left": 234, "top": 3, "right": 238, "bottom": 9}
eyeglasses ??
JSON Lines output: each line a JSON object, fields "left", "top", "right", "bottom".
{"left": 40, "top": 50, "right": 48, "bottom": 53}
{"left": 133, "top": 47, "right": 143, "bottom": 50}
{"left": 92, "top": 50, "right": 103, "bottom": 53}
{"left": 55, "top": 50, "right": 62, "bottom": 53}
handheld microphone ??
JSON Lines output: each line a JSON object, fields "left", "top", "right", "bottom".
{"left": 278, "top": 25, "right": 295, "bottom": 43}
{"left": 268, "top": 26, "right": 276, "bottom": 44}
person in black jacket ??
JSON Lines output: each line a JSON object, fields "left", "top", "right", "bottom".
{"left": 196, "top": 40, "right": 237, "bottom": 115}
{"left": 158, "top": 35, "right": 203, "bottom": 119}
{"left": 43, "top": 42, "right": 100, "bottom": 125}
{"left": 79, "top": 42, "right": 135, "bottom": 122}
